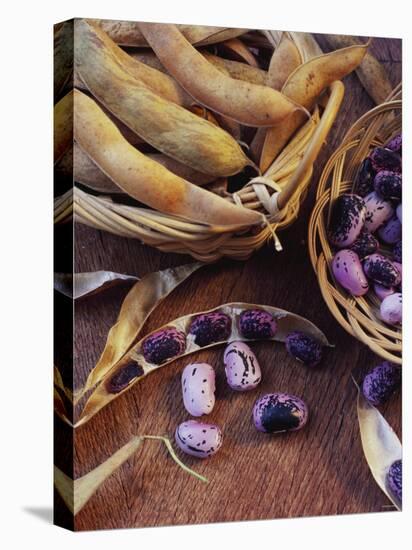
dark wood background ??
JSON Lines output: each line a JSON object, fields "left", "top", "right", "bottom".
{"left": 62, "top": 36, "right": 401, "bottom": 530}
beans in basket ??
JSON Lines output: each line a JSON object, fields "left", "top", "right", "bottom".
{"left": 329, "top": 135, "right": 402, "bottom": 326}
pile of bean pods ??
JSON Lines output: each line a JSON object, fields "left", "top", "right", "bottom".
{"left": 328, "top": 134, "right": 402, "bottom": 325}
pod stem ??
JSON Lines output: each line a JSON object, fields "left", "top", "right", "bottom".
{"left": 143, "top": 435, "right": 209, "bottom": 483}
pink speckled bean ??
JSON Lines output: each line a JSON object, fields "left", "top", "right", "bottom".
{"left": 175, "top": 420, "right": 223, "bottom": 458}
{"left": 223, "top": 341, "right": 262, "bottom": 391}
{"left": 182, "top": 363, "right": 215, "bottom": 416}
{"left": 332, "top": 249, "right": 369, "bottom": 296}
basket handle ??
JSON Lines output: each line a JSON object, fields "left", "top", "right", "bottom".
{"left": 277, "top": 80, "right": 345, "bottom": 210}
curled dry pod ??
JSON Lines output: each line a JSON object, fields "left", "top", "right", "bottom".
{"left": 363, "top": 254, "right": 401, "bottom": 287}
{"left": 223, "top": 342, "right": 262, "bottom": 391}
{"left": 332, "top": 249, "right": 369, "bottom": 296}
{"left": 137, "top": 22, "right": 304, "bottom": 127}
{"left": 354, "top": 157, "right": 375, "bottom": 197}
{"left": 188, "top": 312, "right": 232, "bottom": 347}
{"left": 380, "top": 292, "right": 402, "bottom": 325}
{"left": 74, "top": 19, "right": 252, "bottom": 178}
{"left": 175, "top": 420, "right": 223, "bottom": 458}
{"left": 182, "top": 363, "right": 216, "bottom": 416}
{"left": 93, "top": 19, "right": 247, "bottom": 48}
{"left": 362, "top": 362, "right": 401, "bottom": 406}
{"left": 350, "top": 229, "right": 379, "bottom": 258}
{"left": 239, "top": 309, "right": 277, "bottom": 339}
{"left": 74, "top": 90, "right": 263, "bottom": 228}
{"left": 364, "top": 191, "right": 394, "bottom": 233}
{"left": 387, "top": 459, "right": 402, "bottom": 504}
{"left": 142, "top": 327, "right": 186, "bottom": 365}
{"left": 374, "top": 283, "right": 395, "bottom": 301}
{"left": 377, "top": 216, "right": 402, "bottom": 245}
{"left": 261, "top": 43, "right": 368, "bottom": 165}
{"left": 385, "top": 134, "right": 402, "bottom": 155}
{"left": 369, "top": 147, "right": 401, "bottom": 173}
{"left": 373, "top": 171, "right": 402, "bottom": 201}
{"left": 393, "top": 240, "right": 402, "bottom": 263}
{"left": 285, "top": 331, "right": 323, "bottom": 367}
{"left": 328, "top": 194, "right": 366, "bottom": 248}
{"left": 77, "top": 302, "right": 330, "bottom": 426}
{"left": 253, "top": 393, "right": 308, "bottom": 433}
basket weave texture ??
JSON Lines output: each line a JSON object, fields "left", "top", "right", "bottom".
{"left": 308, "top": 84, "right": 402, "bottom": 364}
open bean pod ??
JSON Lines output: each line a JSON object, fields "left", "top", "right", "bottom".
{"left": 77, "top": 302, "right": 330, "bottom": 427}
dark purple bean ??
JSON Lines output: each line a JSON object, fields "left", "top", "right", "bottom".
{"left": 369, "top": 147, "right": 401, "bottom": 173}
{"left": 285, "top": 331, "right": 322, "bottom": 367}
{"left": 362, "top": 361, "right": 401, "bottom": 406}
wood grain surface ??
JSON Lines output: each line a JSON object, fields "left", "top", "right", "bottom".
{"left": 57, "top": 35, "right": 402, "bottom": 531}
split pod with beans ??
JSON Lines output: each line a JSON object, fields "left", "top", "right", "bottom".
{"left": 77, "top": 302, "right": 330, "bottom": 426}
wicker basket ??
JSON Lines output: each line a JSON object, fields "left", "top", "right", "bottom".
{"left": 73, "top": 80, "right": 344, "bottom": 262}
{"left": 308, "top": 84, "right": 402, "bottom": 364}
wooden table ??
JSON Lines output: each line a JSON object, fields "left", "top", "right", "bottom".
{"left": 55, "top": 36, "right": 402, "bottom": 531}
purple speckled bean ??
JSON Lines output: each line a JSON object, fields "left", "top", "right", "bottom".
{"left": 387, "top": 459, "right": 402, "bottom": 503}
{"left": 350, "top": 229, "right": 379, "bottom": 258}
{"left": 380, "top": 292, "right": 402, "bottom": 325}
{"left": 385, "top": 134, "right": 402, "bottom": 155}
{"left": 374, "top": 171, "right": 402, "bottom": 201}
{"left": 142, "top": 327, "right": 186, "bottom": 365}
{"left": 362, "top": 361, "right": 401, "bottom": 406}
{"left": 393, "top": 262, "right": 402, "bottom": 287}
{"left": 285, "top": 331, "right": 322, "bottom": 367}
{"left": 182, "top": 363, "right": 215, "bottom": 416}
{"left": 239, "top": 309, "right": 277, "bottom": 339}
{"left": 393, "top": 240, "right": 401, "bottom": 263}
{"left": 332, "top": 249, "right": 369, "bottom": 296}
{"left": 253, "top": 393, "right": 308, "bottom": 433}
{"left": 328, "top": 194, "right": 366, "bottom": 248}
{"left": 364, "top": 192, "right": 394, "bottom": 233}
{"left": 373, "top": 283, "right": 395, "bottom": 301}
{"left": 363, "top": 254, "right": 401, "bottom": 287}
{"left": 188, "top": 312, "right": 231, "bottom": 347}
{"left": 223, "top": 341, "right": 262, "bottom": 391}
{"left": 354, "top": 157, "right": 375, "bottom": 197}
{"left": 377, "top": 216, "right": 402, "bottom": 244}
{"left": 175, "top": 420, "right": 222, "bottom": 458}
{"left": 369, "top": 147, "right": 401, "bottom": 173}
{"left": 396, "top": 203, "right": 402, "bottom": 224}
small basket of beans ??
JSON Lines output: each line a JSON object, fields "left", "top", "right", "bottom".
{"left": 308, "top": 84, "right": 402, "bottom": 364}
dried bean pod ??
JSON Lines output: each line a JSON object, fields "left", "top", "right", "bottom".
{"left": 74, "top": 20, "right": 253, "bottom": 178}
{"left": 223, "top": 342, "right": 262, "bottom": 391}
{"left": 137, "top": 22, "right": 304, "bottom": 127}
{"left": 182, "top": 363, "right": 216, "bottom": 416}
{"left": 77, "top": 302, "right": 330, "bottom": 427}
{"left": 175, "top": 420, "right": 223, "bottom": 458}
